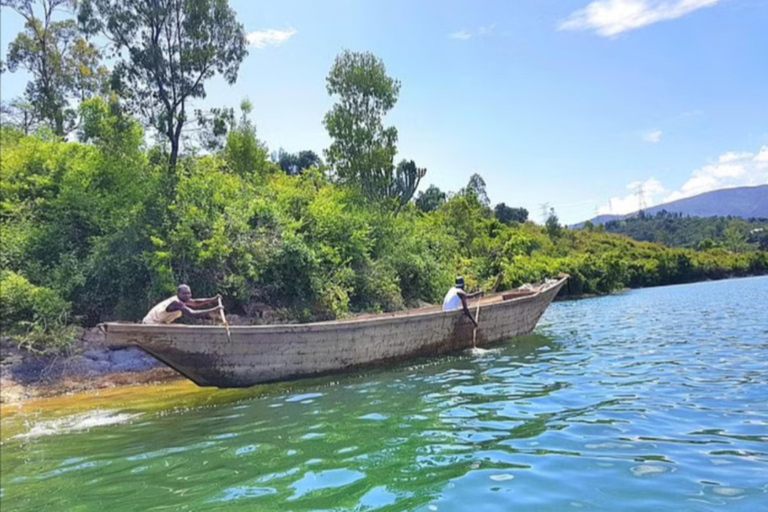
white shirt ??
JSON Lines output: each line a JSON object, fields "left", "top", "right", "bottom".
{"left": 142, "top": 295, "right": 183, "bottom": 324}
{"left": 442, "top": 287, "right": 463, "bottom": 311}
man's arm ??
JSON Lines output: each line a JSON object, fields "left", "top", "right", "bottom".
{"left": 466, "top": 290, "right": 484, "bottom": 299}
{"left": 167, "top": 300, "right": 223, "bottom": 319}
{"left": 459, "top": 293, "right": 478, "bottom": 327}
{"left": 184, "top": 294, "right": 222, "bottom": 307}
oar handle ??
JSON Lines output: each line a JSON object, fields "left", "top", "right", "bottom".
{"left": 218, "top": 296, "right": 232, "bottom": 341}
{"left": 472, "top": 293, "right": 481, "bottom": 347}
{"left": 218, "top": 297, "right": 228, "bottom": 326}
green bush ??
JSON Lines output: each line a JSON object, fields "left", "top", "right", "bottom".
{"left": 1, "top": 125, "right": 766, "bottom": 341}
{"left": 0, "top": 270, "right": 77, "bottom": 352}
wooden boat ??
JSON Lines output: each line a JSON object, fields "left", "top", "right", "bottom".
{"left": 102, "top": 275, "right": 568, "bottom": 388}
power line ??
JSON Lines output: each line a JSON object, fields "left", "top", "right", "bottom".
{"left": 630, "top": 183, "right": 647, "bottom": 215}
{"left": 638, "top": 185, "right": 647, "bottom": 212}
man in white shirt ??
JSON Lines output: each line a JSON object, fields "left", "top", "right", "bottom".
{"left": 442, "top": 276, "right": 482, "bottom": 327}
{"left": 142, "top": 284, "right": 224, "bottom": 324}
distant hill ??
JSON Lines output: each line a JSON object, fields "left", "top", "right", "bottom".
{"left": 574, "top": 185, "right": 768, "bottom": 227}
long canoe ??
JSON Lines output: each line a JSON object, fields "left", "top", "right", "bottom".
{"left": 103, "top": 275, "right": 568, "bottom": 388}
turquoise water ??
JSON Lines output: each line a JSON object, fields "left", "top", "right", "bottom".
{"left": 2, "top": 276, "right": 767, "bottom": 511}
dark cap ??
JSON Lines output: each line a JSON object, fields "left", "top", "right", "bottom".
{"left": 455, "top": 276, "right": 465, "bottom": 288}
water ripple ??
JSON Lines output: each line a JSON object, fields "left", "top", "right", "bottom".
{"left": 2, "top": 277, "right": 767, "bottom": 510}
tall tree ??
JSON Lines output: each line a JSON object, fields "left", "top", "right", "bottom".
{"left": 464, "top": 173, "right": 490, "bottom": 207}
{"left": 494, "top": 203, "right": 528, "bottom": 224}
{"left": 2, "top": 0, "right": 107, "bottom": 135}
{"left": 545, "top": 207, "right": 562, "bottom": 238}
{"left": 78, "top": 0, "right": 248, "bottom": 168}
{"left": 222, "top": 99, "right": 269, "bottom": 177}
{"left": 0, "top": 99, "right": 39, "bottom": 134}
{"left": 415, "top": 184, "right": 446, "bottom": 213}
{"left": 274, "top": 148, "right": 322, "bottom": 175}
{"left": 323, "top": 50, "right": 400, "bottom": 200}
{"left": 296, "top": 150, "right": 322, "bottom": 173}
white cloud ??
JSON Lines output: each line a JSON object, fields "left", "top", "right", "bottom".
{"left": 643, "top": 129, "right": 662, "bottom": 143}
{"left": 246, "top": 27, "right": 297, "bottom": 49}
{"left": 449, "top": 30, "right": 472, "bottom": 40}
{"left": 477, "top": 24, "right": 496, "bottom": 35}
{"left": 719, "top": 151, "right": 753, "bottom": 163}
{"left": 755, "top": 146, "right": 768, "bottom": 165}
{"left": 597, "top": 146, "right": 768, "bottom": 215}
{"left": 597, "top": 178, "right": 665, "bottom": 215}
{"left": 559, "top": 0, "right": 722, "bottom": 37}
{"left": 665, "top": 147, "right": 768, "bottom": 202}
{"left": 449, "top": 24, "right": 495, "bottom": 40}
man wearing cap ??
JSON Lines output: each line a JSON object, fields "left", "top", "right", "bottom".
{"left": 442, "top": 276, "right": 482, "bottom": 327}
{"left": 142, "top": 284, "right": 224, "bottom": 324}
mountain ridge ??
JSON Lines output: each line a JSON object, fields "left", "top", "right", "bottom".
{"left": 573, "top": 184, "right": 768, "bottom": 227}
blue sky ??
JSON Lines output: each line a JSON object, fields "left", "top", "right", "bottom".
{"left": 2, "top": 0, "right": 767, "bottom": 224}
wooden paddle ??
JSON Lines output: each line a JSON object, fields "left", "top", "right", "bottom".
{"left": 472, "top": 294, "right": 481, "bottom": 348}
{"left": 218, "top": 296, "right": 231, "bottom": 342}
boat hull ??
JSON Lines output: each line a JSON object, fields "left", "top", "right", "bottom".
{"left": 103, "top": 276, "right": 567, "bottom": 387}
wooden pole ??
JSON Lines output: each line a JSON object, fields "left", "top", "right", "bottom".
{"left": 472, "top": 297, "right": 481, "bottom": 348}
{"left": 219, "top": 297, "right": 231, "bottom": 342}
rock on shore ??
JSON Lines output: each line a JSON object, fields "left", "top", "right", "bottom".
{"left": 0, "top": 329, "right": 180, "bottom": 403}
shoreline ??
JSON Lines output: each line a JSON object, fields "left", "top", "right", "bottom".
{"left": 5, "top": 275, "right": 763, "bottom": 405}
{"left": 0, "top": 289, "right": 645, "bottom": 405}
{"left": 0, "top": 367, "right": 182, "bottom": 404}
{"left": 0, "top": 331, "right": 183, "bottom": 404}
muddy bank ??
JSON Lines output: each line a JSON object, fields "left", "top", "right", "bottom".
{"left": 0, "top": 330, "right": 182, "bottom": 404}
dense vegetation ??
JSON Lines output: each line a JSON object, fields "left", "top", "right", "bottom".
{"left": 2, "top": 115, "right": 767, "bottom": 352}
{"left": 599, "top": 211, "right": 768, "bottom": 251}
{"left": 1, "top": 1, "right": 766, "bottom": 353}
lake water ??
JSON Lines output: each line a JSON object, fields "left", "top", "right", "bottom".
{"left": 1, "top": 276, "right": 767, "bottom": 511}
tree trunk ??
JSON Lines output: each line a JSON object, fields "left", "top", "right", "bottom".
{"left": 169, "top": 134, "right": 180, "bottom": 169}
{"left": 168, "top": 104, "right": 185, "bottom": 169}
{"left": 54, "top": 110, "right": 64, "bottom": 137}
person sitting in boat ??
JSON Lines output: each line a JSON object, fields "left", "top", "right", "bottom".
{"left": 442, "top": 276, "right": 482, "bottom": 327}
{"left": 142, "top": 284, "right": 224, "bottom": 324}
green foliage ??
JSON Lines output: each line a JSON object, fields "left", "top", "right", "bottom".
{"left": 545, "top": 208, "right": 562, "bottom": 239}
{"left": 323, "top": 50, "right": 400, "bottom": 200}
{"left": 274, "top": 148, "right": 323, "bottom": 175}
{"left": 0, "top": 98, "right": 40, "bottom": 134}
{"left": 1, "top": 101, "right": 160, "bottom": 324}
{"left": 2, "top": 35, "right": 767, "bottom": 355}
{"left": 751, "top": 230, "right": 768, "bottom": 250}
{"left": 0, "top": 270, "right": 77, "bottom": 353}
{"left": 222, "top": 101, "right": 271, "bottom": 178}
{"left": 2, "top": 125, "right": 767, "bottom": 352}
{"left": 494, "top": 203, "right": 528, "bottom": 224}
{"left": 3, "top": 0, "right": 108, "bottom": 136}
{"left": 388, "top": 160, "right": 426, "bottom": 213}
{"left": 603, "top": 210, "right": 768, "bottom": 251}
{"left": 415, "top": 185, "right": 446, "bottom": 213}
{"left": 463, "top": 173, "right": 490, "bottom": 207}
{"left": 78, "top": 0, "right": 248, "bottom": 167}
